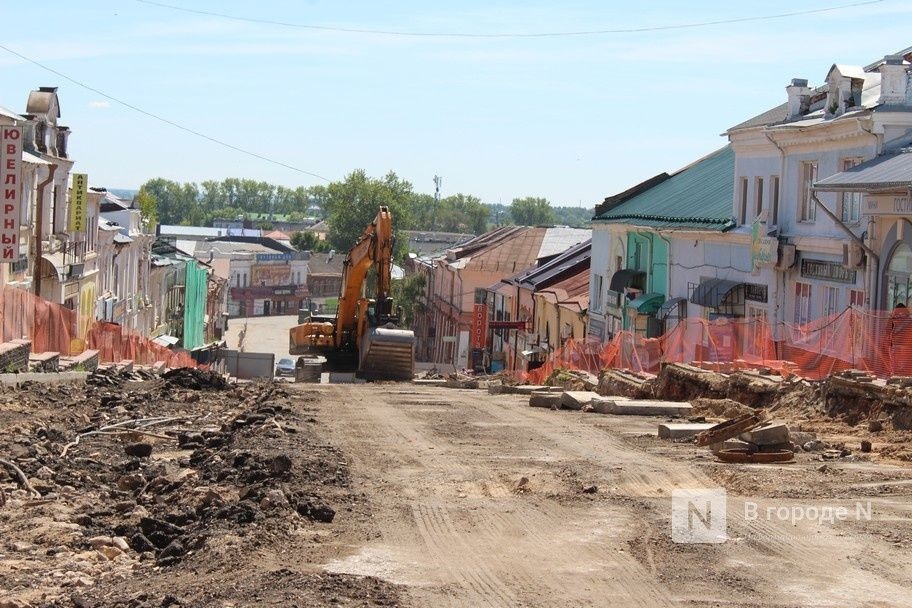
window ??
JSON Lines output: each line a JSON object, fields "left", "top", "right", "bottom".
{"left": 591, "top": 274, "right": 603, "bottom": 312}
{"left": 822, "top": 285, "right": 839, "bottom": 318}
{"left": 794, "top": 282, "right": 812, "bottom": 325}
{"left": 840, "top": 158, "right": 863, "bottom": 223}
{"left": 799, "top": 161, "right": 818, "bottom": 222}
{"left": 771, "top": 175, "right": 780, "bottom": 226}
{"left": 739, "top": 177, "right": 749, "bottom": 224}
{"left": 849, "top": 289, "right": 865, "bottom": 308}
{"left": 755, "top": 177, "right": 764, "bottom": 219}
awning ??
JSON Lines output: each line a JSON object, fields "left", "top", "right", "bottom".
{"left": 152, "top": 335, "right": 179, "bottom": 347}
{"left": 609, "top": 269, "right": 646, "bottom": 292}
{"left": 521, "top": 347, "right": 545, "bottom": 357}
{"left": 656, "top": 297, "right": 687, "bottom": 321}
{"left": 690, "top": 279, "right": 744, "bottom": 308}
{"left": 39, "top": 253, "right": 67, "bottom": 282}
{"left": 627, "top": 292, "right": 665, "bottom": 314}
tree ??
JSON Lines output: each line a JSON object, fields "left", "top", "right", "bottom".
{"left": 323, "top": 170, "right": 415, "bottom": 261}
{"left": 290, "top": 231, "right": 330, "bottom": 252}
{"left": 510, "top": 197, "right": 555, "bottom": 226}
{"left": 391, "top": 273, "right": 427, "bottom": 329}
{"left": 134, "top": 188, "right": 158, "bottom": 233}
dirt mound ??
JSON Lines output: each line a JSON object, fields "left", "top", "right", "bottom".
{"left": 161, "top": 367, "right": 229, "bottom": 390}
{"left": 690, "top": 398, "right": 753, "bottom": 419}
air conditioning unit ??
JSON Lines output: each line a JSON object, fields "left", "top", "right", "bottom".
{"left": 842, "top": 242, "right": 865, "bottom": 269}
{"left": 776, "top": 244, "right": 797, "bottom": 270}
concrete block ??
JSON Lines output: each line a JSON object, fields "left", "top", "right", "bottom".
{"left": 561, "top": 391, "right": 599, "bottom": 410}
{"left": 592, "top": 397, "right": 693, "bottom": 417}
{"left": 529, "top": 391, "right": 562, "bottom": 409}
{"left": 658, "top": 422, "right": 716, "bottom": 440}
{"left": 413, "top": 378, "right": 447, "bottom": 386}
{"left": 513, "top": 384, "right": 550, "bottom": 394}
{"left": 739, "top": 421, "right": 790, "bottom": 446}
{"left": 710, "top": 438, "right": 754, "bottom": 454}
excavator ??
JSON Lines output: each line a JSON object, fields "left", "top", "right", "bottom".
{"left": 288, "top": 206, "right": 415, "bottom": 380}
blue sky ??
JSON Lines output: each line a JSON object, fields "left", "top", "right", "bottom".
{"left": 2, "top": 1, "right": 910, "bottom": 207}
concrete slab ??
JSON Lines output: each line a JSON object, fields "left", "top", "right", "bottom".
{"left": 0, "top": 371, "right": 88, "bottom": 386}
{"left": 710, "top": 439, "right": 754, "bottom": 454}
{"left": 561, "top": 391, "right": 599, "bottom": 410}
{"left": 413, "top": 378, "right": 447, "bottom": 386}
{"left": 591, "top": 397, "right": 692, "bottom": 417}
{"left": 739, "top": 421, "right": 790, "bottom": 446}
{"left": 513, "top": 385, "right": 550, "bottom": 394}
{"left": 529, "top": 391, "right": 562, "bottom": 409}
{"left": 658, "top": 423, "right": 716, "bottom": 440}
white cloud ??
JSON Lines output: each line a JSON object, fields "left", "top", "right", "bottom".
{"left": 88, "top": 100, "right": 111, "bottom": 109}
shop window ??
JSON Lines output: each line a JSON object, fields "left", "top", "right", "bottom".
{"left": 591, "top": 274, "right": 603, "bottom": 312}
{"left": 849, "top": 289, "right": 865, "bottom": 308}
{"left": 886, "top": 243, "right": 912, "bottom": 308}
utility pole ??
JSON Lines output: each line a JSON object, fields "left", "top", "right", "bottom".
{"left": 433, "top": 175, "right": 442, "bottom": 231}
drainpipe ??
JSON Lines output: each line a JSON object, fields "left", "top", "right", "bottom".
{"left": 33, "top": 164, "right": 57, "bottom": 296}
{"left": 857, "top": 118, "right": 882, "bottom": 310}
{"left": 764, "top": 131, "right": 786, "bottom": 343}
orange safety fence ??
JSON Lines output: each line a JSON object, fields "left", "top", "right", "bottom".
{"left": 0, "top": 285, "right": 197, "bottom": 368}
{"left": 519, "top": 306, "right": 912, "bottom": 384}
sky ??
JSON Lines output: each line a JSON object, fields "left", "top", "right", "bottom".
{"left": 1, "top": 1, "right": 910, "bottom": 207}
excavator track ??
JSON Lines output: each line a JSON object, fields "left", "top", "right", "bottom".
{"left": 358, "top": 325, "right": 416, "bottom": 381}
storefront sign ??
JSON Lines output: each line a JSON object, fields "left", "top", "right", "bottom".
{"left": 0, "top": 126, "right": 22, "bottom": 262}
{"left": 251, "top": 265, "right": 291, "bottom": 286}
{"left": 471, "top": 303, "right": 486, "bottom": 348}
{"left": 800, "top": 258, "right": 857, "bottom": 284}
{"left": 863, "top": 194, "right": 912, "bottom": 216}
{"left": 744, "top": 283, "right": 768, "bottom": 303}
{"left": 587, "top": 318, "right": 606, "bottom": 340}
{"left": 255, "top": 252, "right": 306, "bottom": 262}
{"left": 68, "top": 173, "right": 88, "bottom": 231}
{"left": 750, "top": 217, "right": 777, "bottom": 270}
{"left": 488, "top": 320, "right": 526, "bottom": 330}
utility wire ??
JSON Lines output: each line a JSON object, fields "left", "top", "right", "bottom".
{"left": 0, "top": 43, "right": 330, "bottom": 182}
{"left": 136, "top": 0, "right": 884, "bottom": 38}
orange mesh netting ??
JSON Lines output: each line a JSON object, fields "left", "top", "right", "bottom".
{"left": 0, "top": 285, "right": 196, "bottom": 368}
{"left": 520, "top": 307, "right": 912, "bottom": 384}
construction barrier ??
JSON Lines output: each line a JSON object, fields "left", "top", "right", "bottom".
{"left": 521, "top": 306, "right": 912, "bottom": 384}
{"left": 0, "top": 285, "right": 197, "bottom": 368}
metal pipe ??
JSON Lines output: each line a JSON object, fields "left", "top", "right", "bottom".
{"left": 32, "top": 163, "right": 57, "bottom": 296}
{"left": 810, "top": 192, "right": 879, "bottom": 263}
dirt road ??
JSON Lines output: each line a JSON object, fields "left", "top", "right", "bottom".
{"left": 312, "top": 383, "right": 912, "bottom": 607}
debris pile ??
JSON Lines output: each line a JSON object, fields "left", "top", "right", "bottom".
{"left": 0, "top": 370, "right": 399, "bottom": 606}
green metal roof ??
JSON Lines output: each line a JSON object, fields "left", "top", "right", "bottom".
{"left": 595, "top": 145, "right": 736, "bottom": 232}
{"left": 628, "top": 292, "right": 666, "bottom": 314}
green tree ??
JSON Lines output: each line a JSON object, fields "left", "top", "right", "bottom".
{"left": 510, "top": 196, "right": 555, "bottom": 226}
{"left": 290, "top": 231, "right": 330, "bottom": 252}
{"left": 391, "top": 273, "right": 427, "bottom": 329}
{"left": 324, "top": 170, "right": 414, "bottom": 261}
{"left": 134, "top": 188, "right": 158, "bottom": 233}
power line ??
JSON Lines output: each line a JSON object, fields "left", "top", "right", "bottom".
{"left": 135, "top": 0, "right": 884, "bottom": 39}
{"left": 0, "top": 43, "right": 330, "bottom": 182}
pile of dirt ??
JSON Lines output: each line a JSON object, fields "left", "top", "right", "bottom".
{"left": 0, "top": 372, "right": 399, "bottom": 607}
{"left": 690, "top": 398, "right": 753, "bottom": 419}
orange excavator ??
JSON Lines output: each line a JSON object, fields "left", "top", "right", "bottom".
{"left": 288, "top": 206, "right": 415, "bottom": 380}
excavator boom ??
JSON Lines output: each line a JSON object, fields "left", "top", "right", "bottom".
{"left": 289, "top": 206, "right": 415, "bottom": 381}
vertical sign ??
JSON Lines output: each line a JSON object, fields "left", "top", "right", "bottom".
{"left": 69, "top": 173, "right": 88, "bottom": 232}
{"left": 0, "top": 126, "right": 22, "bottom": 261}
{"left": 471, "top": 303, "right": 487, "bottom": 349}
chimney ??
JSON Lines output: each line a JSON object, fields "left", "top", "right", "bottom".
{"left": 879, "top": 54, "right": 909, "bottom": 106}
{"left": 786, "top": 78, "right": 811, "bottom": 119}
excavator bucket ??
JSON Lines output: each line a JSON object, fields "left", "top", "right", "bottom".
{"left": 358, "top": 324, "right": 415, "bottom": 381}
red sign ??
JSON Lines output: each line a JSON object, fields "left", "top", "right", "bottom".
{"left": 471, "top": 303, "right": 487, "bottom": 348}
{"left": 0, "top": 127, "right": 22, "bottom": 262}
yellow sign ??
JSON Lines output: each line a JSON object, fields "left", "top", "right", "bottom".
{"left": 68, "top": 173, "right": 88, "bottom": 232}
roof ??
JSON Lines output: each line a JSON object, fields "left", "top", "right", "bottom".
{"left": 594, "top": 146, "right": 735, "bottom": 232}
{"left": 113, "top": 233, "right": 134, "bottom": 244}
{"left": 537, "top": 227, "right": 591, "bottom": 259}
{"left": 535, "top": 269, "right": 590, "bottom": 311}
{"left": 306, "top": 252, "right": 344, "bottom": 275}
{"left": 513, "top": 239, "right": 591, "bottom": 290}
{"left": 265, "top": 229, "right": 291, "bottom": 240}
{"left": 159, "top": 225, "right": 263, "bottom": 239}
{"left": 815, "top": 149, "right": 912, "bottom": 191}
{"left": 0, "top": 106, "right": 22, "bottom": 121}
